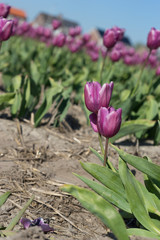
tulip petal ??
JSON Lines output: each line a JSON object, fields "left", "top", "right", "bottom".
{"left": 20, "top": 217, "right": 54, "bottom": 233}
{"left": 89, "top": 113, "right": 98, "bottom": 132}
{"left": 20, "top": 218, "right": 32, "bottom": 229}
{"left": 40, "top": 223, "right": 54, "bottom": 233}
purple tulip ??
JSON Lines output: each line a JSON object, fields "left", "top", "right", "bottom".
{"left": 110, "top": 49, "right": 121, "bottom": 62}
{"left": 43, "top": 28, "right": 52, "bottom": 38}
{"left": 52, "top": 19, "right": 61, "bottom": 30}
{"left": 89, "top": 50, "right": 99, "bottom": 61}
{"left": 103, "top": 28, "right": 118, "bottom": 49}
{"left": 0, "top": 18, "right": 14, "bottom": 41}
{"left": 103, "top": 26, "right": 124, "bottom": 49}
{"left": 112, "top": 26, "right": 125, "bottom": 41}
{"left": 147, "top": 27, "right": 160, "bottom": 50}
{"left": 82, "top": 33, "right": 91, "bottom": 43}
{"left": 20, "top": 217, "right": 54, "bottom": 233}
{"left": 84, "top": 81, "right": 114, "bottom": 113}
{"left": 69, "top": 26, "right": 82, "bottom": 37}
{"left": 0, "top": 3, "right": 10, "bottom": 18}
{"left": 53, "top": 33, "right": 66, "bottom": 47}
{"left": 97, "top": 107, "right": 122, "bottom": 138}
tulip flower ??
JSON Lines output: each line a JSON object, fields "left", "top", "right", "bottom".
{"left": 0, "top": 3, "right": 10, "bottom": 18}
{"left": 110, "top": 49, "right": 121, "bottom": 62}
{"left": 20, "top": 217, "right": 54, "bottom": 233}
{"left": 69, "top": 26, "right": 81, "bottom": 37}
{"left": 52, "top": 33, "right": 66, "bottom": 47}
{"left": 97, "top": 106, "right": 122, "bottom": 139}
{"left": 103, "top": 26, "right": 124, "bottom": 49}
{"left": 52, "top": 19, "right": 61, "bottom": 30}
{"left": 84, "top": 81, "right": 114, "bottom": 113}
{"left": 147, "top": 27, "right": 160, "bottom": 50}
{"left": 0, "top": 18, "right": 14, "bottom": 41}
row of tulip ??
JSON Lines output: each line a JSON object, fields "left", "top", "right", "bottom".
{"left": 0, "top": 3, "right": 159, "bottom": 144}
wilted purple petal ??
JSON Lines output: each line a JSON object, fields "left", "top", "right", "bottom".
{"left": 20, "top": 217, "right": 54, "bottom": 233}
{"left": 40, "top": 223, "right": 54, "bottom": 233}
{"left": 20, "top": 218, "right": 32, "bottom": 229}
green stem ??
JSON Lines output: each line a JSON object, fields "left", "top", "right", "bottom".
{"left": 132, "top": 49, "right": 152, "bottom": 96}
{"left": 98, "top": 133, "right": 104, "bottom": 155}
{"left": 100, "top": 56, "right": 107, "bottom": 85}
{"left": 104, "top": 138, "right": 109, "bottom": 166}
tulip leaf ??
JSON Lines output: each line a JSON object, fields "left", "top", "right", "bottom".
{"left": 118, "top": 158, "right": 160, "bottom": 235}
{"left": 111, "top": 144, "right": 160, "bottom": 182}
{"left": 110, "top": 119, "right": 155, "bottom": 143}
{"left": 80, "top": 162, "right": 126, "bottom": 199}
{"left": 11, "top": 91, "right": 22, "bottom": 116}
{"left": 74, "top": 173, "right": 131, "bottom": 213}
{"left": 12, "top": 75, "right": 22, "bottom": 92}
{"left": 30, "top": 61, "right": 40, "bottom": 85}
{"left": 0, "top": 191, "right": 10, "bottom": 207}
{"left": 127, "top": 228, "right": 160, "bottom": 239}
{"left": 61, "top": 184, "right": 129, "bottom": 240}
{"left": 34, "top": 86, "right": 62, "bottom": 127}
{"left": 0, "top": 230, "right": 17, "bottom": 237}
{"left": 0, "top": 92, "right": 15, "bottom": 105}
{"left": 90, "top": 147, "right": 104, "bottom": 163}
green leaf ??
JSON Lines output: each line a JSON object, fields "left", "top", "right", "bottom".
{"left": 61, "top": 184, "right": 129, "bottom": 240}
{"left": 0, "top": 92, "right": 15, "bottom": 105}
{"left": 6, "top": 195, "right": 34, "bottom": 231}
{"left": 11, "top": 91, "right": 22, "bottom": 116}
{"left": 111, "top": 144, "right": 160, "bottom": 182}
{"left": 30, "top": 61, "right": 40, "bottom": 85}
{"left": 0, "top": 192, "right": 10, "bottom": 207}
{"left": 136, "top": 95, "right": 159, "bottom": 120}
{"left": 127, "top": 228, "right": 160, "bottom": 239}
{"left": 74, "top": 173, "right": 131, "bottom": 213}
{"left": 90, "top": 147, "right": 104, "bottom": 163}
{"left": 0, "top": 230, "right": 17, "bottom": 237}
{"left": 110, "top": 119, "right": 155, "bottom": 143}
{"left": 59, "top": 99, "right": 71, "bottom": 122}
{"left": 34, "top": 85, "right": 62, "bottom": 127}
{"left": 12, "top": 75, "right": 22, "bottom": 92}
{"left": 118, "top": 158, "right": 160, "bottom": 235}
{"left": 154, "top": 120, "right": 160, "bottom": 145}
{"left": 80, "top": 162, "right": 126, "bottom": 199}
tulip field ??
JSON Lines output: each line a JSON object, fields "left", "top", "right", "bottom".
{"left": 0, "top": 3, "right": 160, "bottom": 240}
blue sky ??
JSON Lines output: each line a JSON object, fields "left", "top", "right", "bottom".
{"left": 2, "top": 0, "right": 160, "bottom": 45}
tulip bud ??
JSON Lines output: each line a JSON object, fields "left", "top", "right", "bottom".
{"left": 84, "top": 81, "right": 114, "bottom": 113}
{"left": 103, "top": 26, "right": 124, "bottom": 49}
{"left": 112, "top": 26, "right": 125, "bottom": 41}
{"left": 103, "top": 29, "right": 118, "bottom": 48}
{"left": 0, "top": 3, "right": 10, "bottom": 18}
{"left": 52, "top": 19, "right": 61, "bottom": 30}
{"left": 97, "top": 107, "right": 122, "bottom": 138}
{"left": 110, "top": 49, "right": 121, "bottom": 62}
{"left": 0, "top": 18, "right": 13, "bottom": 41}
{"left": 147, "top": 27, "right": 160, "bottom": 50}
{"left": 53, "top": 33, "right": 66, "bottom": 47}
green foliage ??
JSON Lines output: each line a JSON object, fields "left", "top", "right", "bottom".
{"left": 0, "top": 36, "right": 159, "bottom": 143}
{"left": 62, "top": 143, "right": 160, "bottom": 239}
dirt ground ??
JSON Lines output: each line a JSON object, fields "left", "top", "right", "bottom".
{"left": 0, "top": 105, "right": 160, "bottom": 240}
